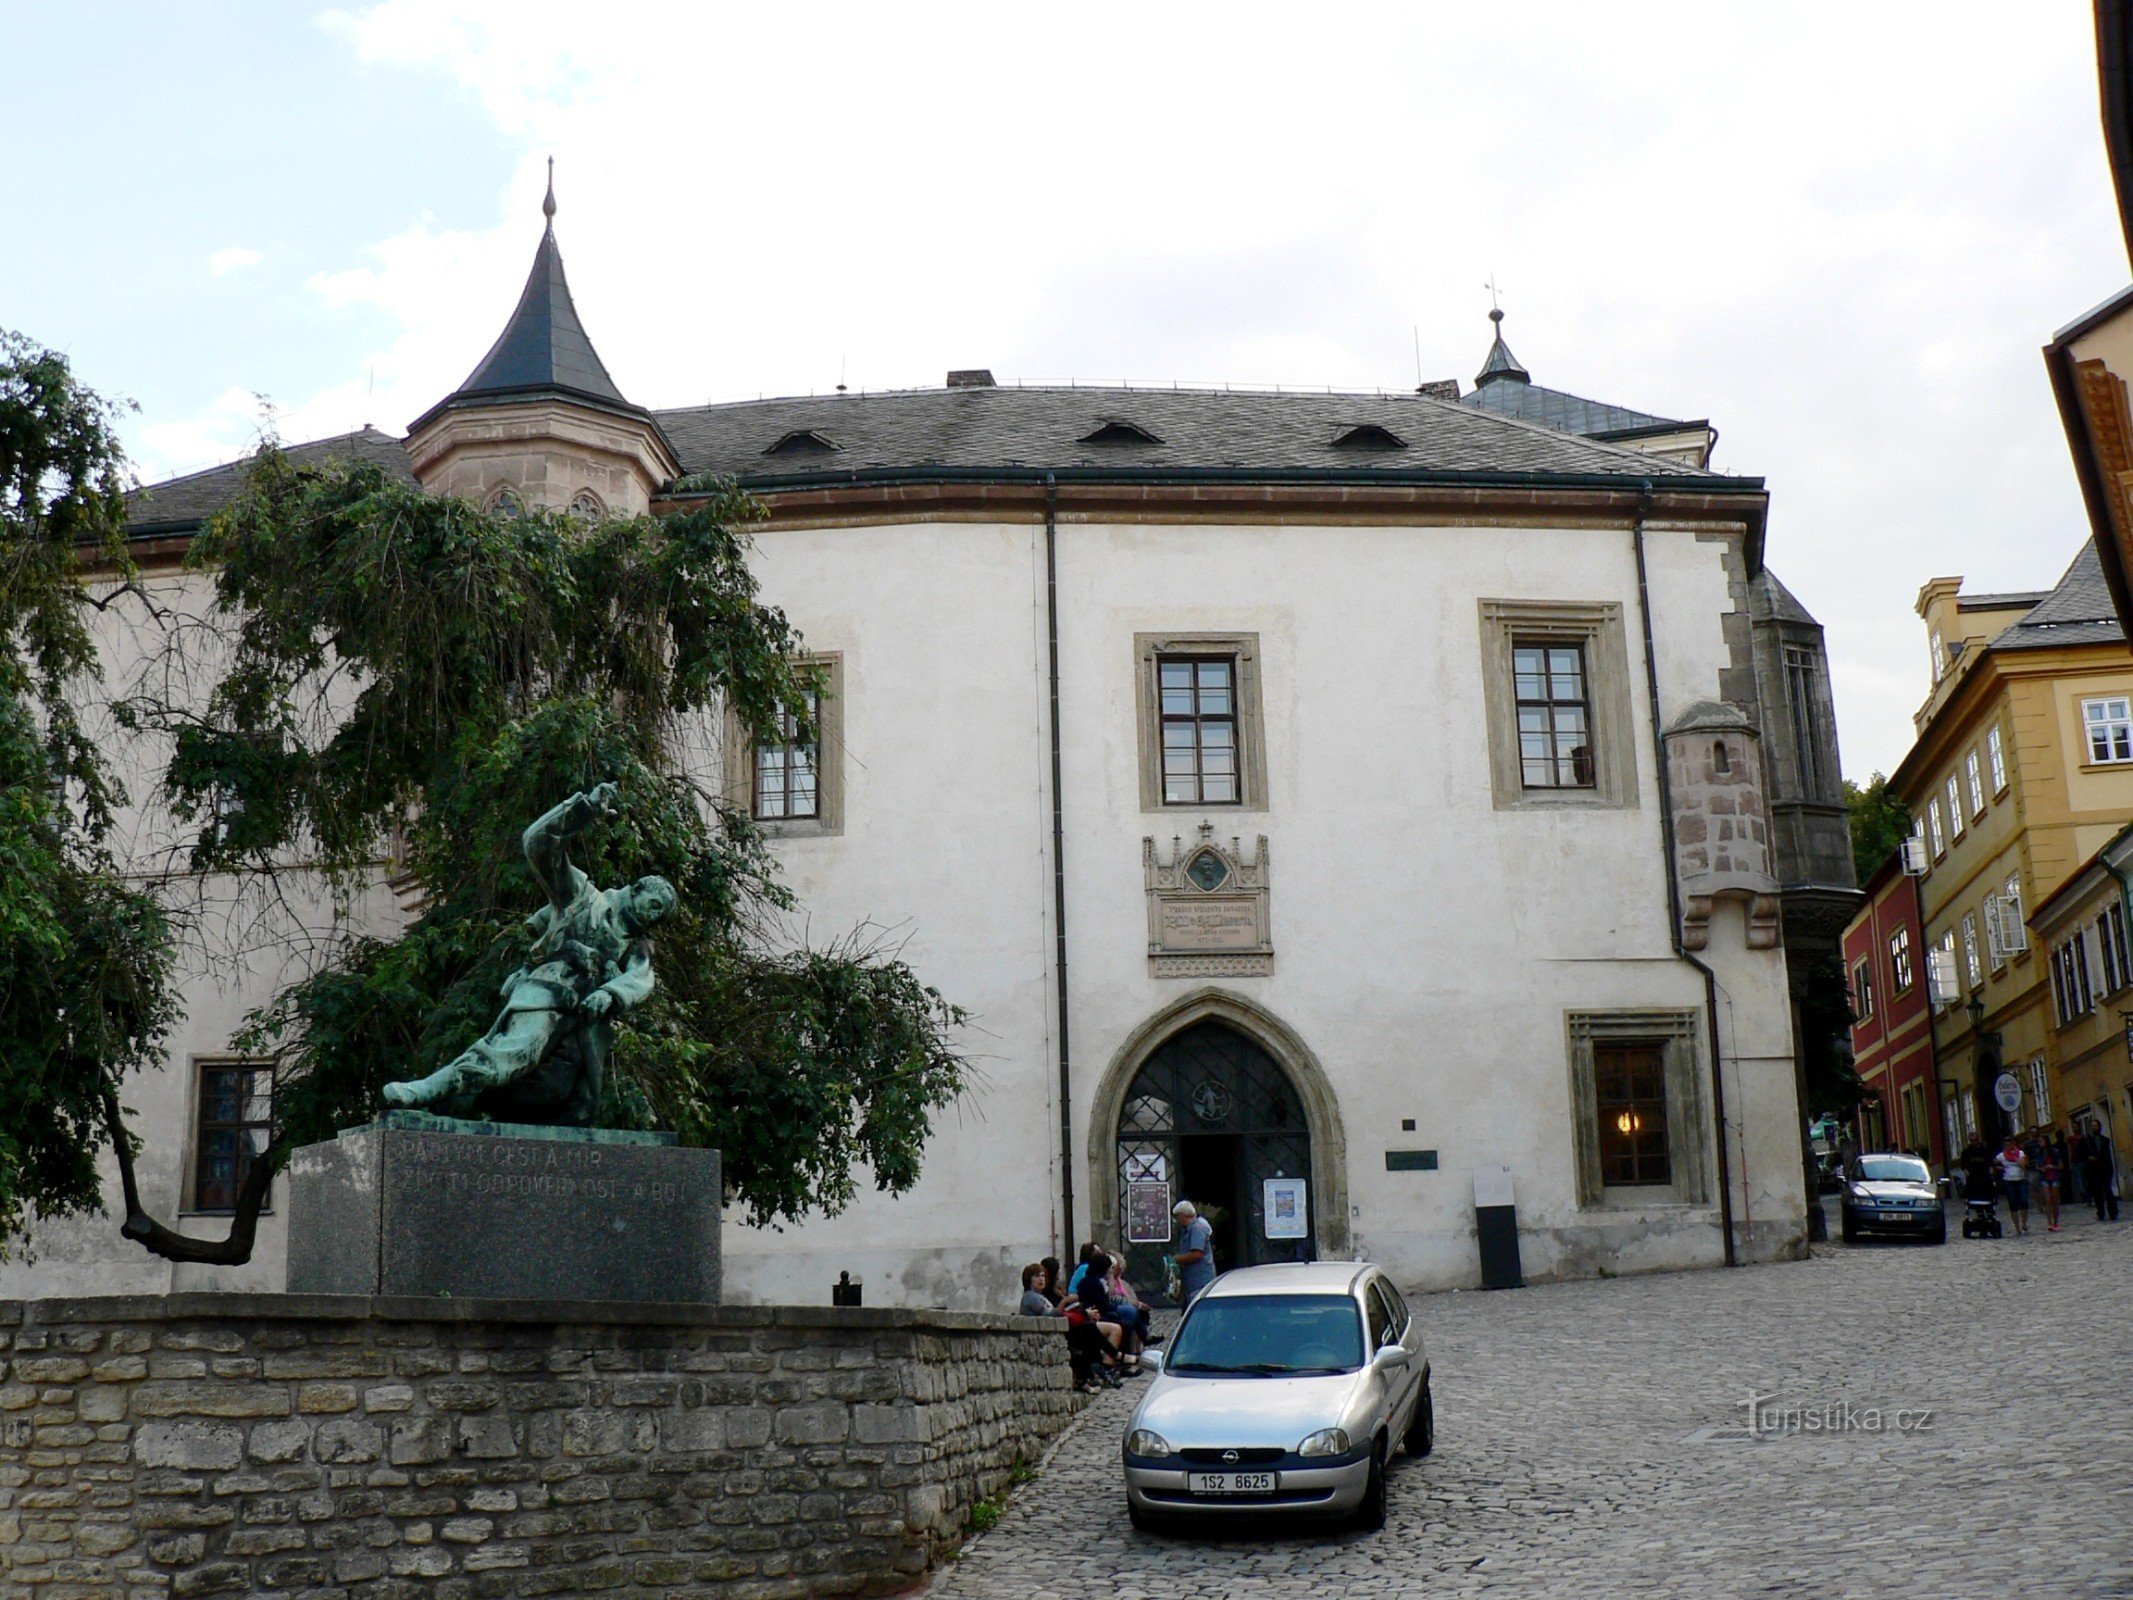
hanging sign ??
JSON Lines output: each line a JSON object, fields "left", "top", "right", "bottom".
{"left": 1262, "top": 1176, "right": 1308, "bottom": 1240}
{"left": 1993, "top": 1072, "right": 2023, "bottom": 1114}
{"left": 1125, "top": 1181, "right": 1174, "bottom": 1244}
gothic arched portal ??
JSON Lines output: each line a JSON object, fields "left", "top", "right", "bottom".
{"left": 1087, "top": 990, "right": 1349, "bottom": 1303}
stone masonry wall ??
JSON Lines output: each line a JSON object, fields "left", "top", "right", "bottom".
{"left": 0, "top": 1294, "right": 1078, "bottom": 1599}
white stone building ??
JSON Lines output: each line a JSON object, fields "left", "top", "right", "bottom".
{"left": 7, "top": 205, "right": 1837, "bottom": 1309}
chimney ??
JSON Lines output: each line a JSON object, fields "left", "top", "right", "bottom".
{"left": 946, "top": 369, "right": 995, "bottom": 388}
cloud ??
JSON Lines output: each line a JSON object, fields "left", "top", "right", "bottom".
{"left": 208, "top": 247, "right": 263, "bottom": 277}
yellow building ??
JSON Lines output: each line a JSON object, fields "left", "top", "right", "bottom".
{"left": 1889, "top": 545, "right": 2133, "bottom": 1148}
{"left": 2027, "top": 824, "right": 2133, "bottom": 1191}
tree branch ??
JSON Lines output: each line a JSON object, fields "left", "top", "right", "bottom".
{"left": 101, "top": 1082, "right": 279, "bottom": 1266}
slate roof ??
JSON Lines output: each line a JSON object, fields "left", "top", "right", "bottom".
{"left": 1990, "top": 542, "right": 2127, "bottom": 651}
{"left": 654, "top": 384, "right": 1729, "bottom": 488}
{"left": 125, "top": 427, "right": 414, "bottom": 534}
{"left": 445, "top": 219, "right": 627, "bottom": 410}
{"left": 1747, "top": 569, "right": 1818, "bottom": 627}
{"left": 1456, "top": 310, "right": 1704, "bottom": 440}
{"left": 1461, "top": 377, "right": 1692, "bottom": 439}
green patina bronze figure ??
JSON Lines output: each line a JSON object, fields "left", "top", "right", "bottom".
{"left": 382, "top": 783, "right": 676, "bottom": 1126}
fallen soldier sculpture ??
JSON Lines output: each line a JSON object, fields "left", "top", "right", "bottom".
{"left": 382, "top": 782, "right": 676, "bottom": 1126}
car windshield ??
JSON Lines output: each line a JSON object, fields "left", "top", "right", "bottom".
{"left": 1857, "top": 1156, "right": 1930, "bottom": 1184}
{"left": 1163, "top": 1293, "right": 1364, "bottom": 1376}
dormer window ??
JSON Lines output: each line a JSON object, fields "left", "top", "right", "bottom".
{"left": 764, "top": 429, "right": 841, "bottom": 457}
{"left": 1080, "top": 419, "right": 1163, "bottom": 446}
{"left": 1332, "top": 423, "right": 1406, "bottom": 452}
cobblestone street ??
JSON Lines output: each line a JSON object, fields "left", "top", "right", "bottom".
{"left": 931, "top": 1212, "right": 2133, "bottom": 1599}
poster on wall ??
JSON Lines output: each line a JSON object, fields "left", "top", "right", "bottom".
{"left": 1126, "top": 1181, "right": 1174, "bottom": 1243}
{"left": 1262, "top": 1176, "right": 1308, "bottom": 1240}
{"left": 1122, "top": 1151, "right": 1168, "bottom": 1184}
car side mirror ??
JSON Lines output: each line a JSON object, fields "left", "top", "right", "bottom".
{"left": 1371, "top": 1343, "right": 1410, "bottom": 1371}
{"left": 1140, "top": 1350, "right": 1162, "bottom": 1375}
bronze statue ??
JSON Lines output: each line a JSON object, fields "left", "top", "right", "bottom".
{"left": 382, "top": 783, "right": 675, "bottom": 1125}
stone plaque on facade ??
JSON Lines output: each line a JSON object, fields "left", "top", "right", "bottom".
{"left": 1144, "top": 823, "right": 1272, "bottom": 977}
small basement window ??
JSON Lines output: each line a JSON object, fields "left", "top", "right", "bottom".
{"left": 1080, "top": 419, "right": 1164, "bottom": 446}
{"left": 763, "top": 429, "right": 841, "bottom": 456}
{"left": 1332, "top": 423, "right": 1407, "bottom": 451}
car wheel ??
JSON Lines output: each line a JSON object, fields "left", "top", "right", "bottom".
{"left": 1927, "top": 1218, "right": 1947, "bottom": 1246}
{"left": 1840, "top": 1209, "right": 1858, "bottom": 1244}
{"left": 1353, "top": 1438, "right": 1388, "bottom": 1532}
{"left": 1404, "top": 1375, "right": 1435, "bottom": 1458}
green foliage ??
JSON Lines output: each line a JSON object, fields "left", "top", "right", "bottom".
{"left": 0, "top": 332, "right": 177, "bottom": 1257}
{"left": 1843, "top": 772, "right": 1910, "bottom": 885}
{"left": 180, "top": 453, "right": 967, "bottom": 1228}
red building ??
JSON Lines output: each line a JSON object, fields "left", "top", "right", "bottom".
{"left": 1841, "top": 853, "right": 1946, "bottom": 1166}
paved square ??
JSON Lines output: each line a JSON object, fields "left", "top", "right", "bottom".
{"left": 931, "top": 1213, "right": 2133, "bottom": 1598}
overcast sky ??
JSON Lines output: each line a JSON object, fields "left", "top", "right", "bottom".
{"left": 5, "top": 3, "right": 2127, "bottom": 779}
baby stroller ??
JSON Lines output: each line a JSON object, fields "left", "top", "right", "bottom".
{"left": 1960, "top": 1186, "right": 2003, "bottom": 1239}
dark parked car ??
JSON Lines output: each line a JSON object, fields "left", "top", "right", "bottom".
{"left": 1840, "top": 1152, "right": 1946, "bottom": 1245}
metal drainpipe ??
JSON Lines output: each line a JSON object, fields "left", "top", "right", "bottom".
{"left": 1044, "top": 473, "right": 1076, "bottom": 1252}
{"left": 1630, "top": 482, "right": 1740, "bottom": 1267}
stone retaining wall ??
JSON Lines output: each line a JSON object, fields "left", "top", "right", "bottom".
{"left": 0, "top": 1294, "right": 1078, "bottom": 1598}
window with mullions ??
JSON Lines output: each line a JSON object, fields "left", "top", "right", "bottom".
{"left": 1513, "top": 642, "right": 1594, "bottom": 790}
{"left": 1593, "top": 1043, "right": 1671, "bottom": 1186}
{"left": 1158, "top": 656, "right": 1240, "bottom": 804}
{"left": 2084, "top": 698, "right": 2133, "bottom": 764}
{"left": 753, "top": 690, "right": 820, "bottom": 821}
{"left": 193, "top": 1062, "right": 271, "bottom": 1213}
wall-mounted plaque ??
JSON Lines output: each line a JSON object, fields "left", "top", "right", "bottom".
{"left": 1144, "top": 823, "right": 1272, "bottom": 977}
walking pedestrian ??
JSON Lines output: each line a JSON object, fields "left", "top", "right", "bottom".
{"left": 1172, "top": 1199, "right": 1217, "bottom": 1304}
{"left": 1999, "top": 1136, "right": 2030, "bottom": 1236}
{"left": 2033, "top": 1131, "right": 2063, "bottom": 1232}
{"left": 2081, "top": 1126, "right": 2121, "bottom": 1221}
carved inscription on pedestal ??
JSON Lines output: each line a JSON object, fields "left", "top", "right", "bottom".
{"left": 404, "top": 1138, "right": 682, "bottom": 1207}
{"left": 1145, "top": 824, "right": 1272, "bottom": 977}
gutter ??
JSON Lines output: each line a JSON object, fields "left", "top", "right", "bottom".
{"left": 1628, "top": 480, "right": 1739, "bottom": 1267}
{"left": 677, "top": 461, "right": 1765, "bottom": 498}
{"left": 1042, "top": 473, "right": 1076, "bottom": 1253}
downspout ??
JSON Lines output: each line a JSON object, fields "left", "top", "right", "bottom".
{"left": 1630, "top": 482, "right": 1740, "bottom": 1267}
{"left": 1044, "top": 473, "right": 1076, "bottom": 1252}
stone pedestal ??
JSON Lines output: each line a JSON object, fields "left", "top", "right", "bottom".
{"left": 287, "top": 1112, "right": 720, "bottom": 1303}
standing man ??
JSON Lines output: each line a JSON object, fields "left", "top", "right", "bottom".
{"left": 1172, "top": 1200, "right": 1217, "bottom": 1305}
{"left": 2082, "top": 1124, "right": 2121, "bottom": 1222}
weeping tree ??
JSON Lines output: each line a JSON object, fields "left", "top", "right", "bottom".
{"left": 0, "top": 331, "right": 180, "bottom": 1259}
{"left": 3, "top": 349, "right": 969, "bottom": 1264}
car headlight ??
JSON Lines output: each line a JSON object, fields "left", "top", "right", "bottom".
{"left": 1296, "top": 1427, "right": 1351, "bottom": 1458}
{"left": 1125, "top": 1429, "right": 1173, "bottom": 1458}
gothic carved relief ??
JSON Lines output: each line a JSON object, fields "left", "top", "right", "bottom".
{"left": 1144, "top": 823, "right": 1272, "bottom": 977}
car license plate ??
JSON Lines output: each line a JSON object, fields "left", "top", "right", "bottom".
{"left": 1187, "top": 1471, "right": 1277, "bottom": 1496}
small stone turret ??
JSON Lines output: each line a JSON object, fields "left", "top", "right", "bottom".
{"left": 1666, "top": 700, "right": 1781, "bottom": 950}
{"left": 406, "top": 165, "right": 677, "bottom": 517}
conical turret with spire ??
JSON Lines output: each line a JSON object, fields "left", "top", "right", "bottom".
{"left": 407, "top": 163, "right": 677, "bottom": 515}
{"left": 1473, "top": 307, "right": 1530, "bottom": 389}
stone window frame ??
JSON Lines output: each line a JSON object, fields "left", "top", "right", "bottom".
{"left": 1565, "top": 1009, "right": 1710, "bottom": 1210}
{"left": 1478, "top": 600, "right": 1638, "bottom": 811}
{"left": 1134, "top": 633, "right": 1268, "bottom": 813}
{"left": 725, "top": 652, "right": 845, "bottom": 838}
{"left": 182, "top": 1056, "right": 275, "bottom": 1218}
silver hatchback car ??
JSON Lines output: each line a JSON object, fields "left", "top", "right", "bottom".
{"left": 1121, "top": 1261, "right": 1432, "bottom": 1531}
